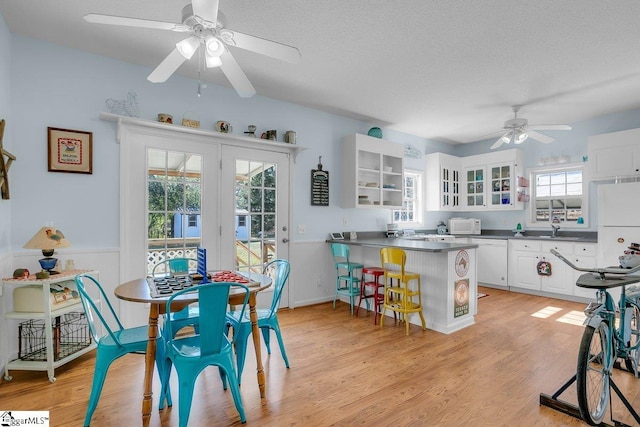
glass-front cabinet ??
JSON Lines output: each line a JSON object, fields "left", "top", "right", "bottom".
{"left": 442, "top": 167, "right": 460, "bottom": 209}
{"left": 426, "top": 149, "right": 524, "bottom": 212}
{"left": 488, "top": 162, "right": 514, "bottom": 208}
{"left": 425, "top": 152, "right": 461, "bottom": 211}
{"left": 465, "top": 166, "right": 485, "bottom": 208}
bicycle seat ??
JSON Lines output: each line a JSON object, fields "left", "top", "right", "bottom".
{"left": 576, "top": 272, "right": 640, "bottom": 289}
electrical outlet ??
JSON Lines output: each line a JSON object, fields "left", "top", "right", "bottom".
{"left": 297, "top": 224, "right": 306, "bottom": 234}
{"left": 343, "top": 217, "right": 348, "bottom": 226}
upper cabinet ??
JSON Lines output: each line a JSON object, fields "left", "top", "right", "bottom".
{"left": 425, "top": 152, "right": 461, "bottom": 211}
{"left": 464, "top": 165, "right": 486, "bottom": 209}
{"left": 342, "top": 134, "right": 404, "bottom": 209}
{"left": 588, "top": 128, "right": 640, "bottom": 181}
{"left": 426, "top": 149, "right": 523, "bottom": 212}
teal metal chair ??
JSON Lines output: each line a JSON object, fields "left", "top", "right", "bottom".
{"left": 226, "top": 259, "right": 291, "bottom": 384}
{"left": 160, "top": 282, "right": 249, "bottom": 426}
{"left": 331, "top": 243, "right": 364, "bottom": 315}
{"left": 74, "top": 274, "right": 170, "bottom": 427}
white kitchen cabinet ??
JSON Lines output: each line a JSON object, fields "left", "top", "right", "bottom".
{"left": 487, "top": 162, "right": 515, "bottom": 208}
{"left": 571, "top": 243, "right": 598, "bottom": 299}
{"left": 508, "top": 240, "right": 596, "bottom": 298}
{"left": 425, "top": 152, "right": 461, "bottom": 211}
{"left": 509, "top": 240, "right": 542, "bottom": 291}
{"left": 342, "top": 134, "right": 404, "bottom": 208}
{"left": 588, "top": 127, "right": 640, "bottom": 181}
{"left": 539, "top": 241, "right": 573, "bottom": 295}
{"left": 425, "top": 149, "right": 523, "bottom": 212}
{"left": 464, "top": 165, "right": 486, "bottom": 209}
{"left": 1, "top": 270, "right": 99, "bottom": 383}
{"left": 472, "top": 238, "right": 508, "bottom": 288}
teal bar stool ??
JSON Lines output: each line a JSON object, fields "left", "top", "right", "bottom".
{"left": 331, "top": 243, "right": 364, "bottom": 315}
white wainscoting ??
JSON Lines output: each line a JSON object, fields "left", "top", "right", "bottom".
{"left": 1, "top": 241, "right": 339, "bottom": 369}
{"left": 288, "top": 241, "right": 336, "bottom": 307}
{"left": 0, "top": 251, "right": 13, "bottom": 375}
{"left": 3, "top": 249, "right": 120, "bottom": 364}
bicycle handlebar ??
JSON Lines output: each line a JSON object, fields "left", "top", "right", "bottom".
{"left": 550, "top": 249, "right": 640, "bottom": 279}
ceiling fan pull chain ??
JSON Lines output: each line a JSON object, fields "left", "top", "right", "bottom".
{"left": 197, "top": 40, "right": 204, "bottom": 97}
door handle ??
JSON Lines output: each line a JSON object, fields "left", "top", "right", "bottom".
{"left": 282, "top": 238, "right": 289, "bottom": 243}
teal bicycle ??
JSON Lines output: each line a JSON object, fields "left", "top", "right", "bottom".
{"left": 551, "top": 249, "right": 640, "bottom": 425}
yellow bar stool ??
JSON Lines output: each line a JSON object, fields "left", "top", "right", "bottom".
{"left": 331, "top": 242, "right": 364, "bottom": 315}
{"left": 379, "top": 247, "right": 426, "bottom": 335}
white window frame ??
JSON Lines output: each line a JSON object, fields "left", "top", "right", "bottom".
{"left": 392, "top": 169, "right": 423, "bottom": 227}
{"left": 526, "top": 162, "right": 588, "bottom": 229}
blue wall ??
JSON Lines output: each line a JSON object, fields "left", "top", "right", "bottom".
{"left": 4, "top": 32, "right": 451, "bottom": 248}
{"left": 2, "top": 10, "right": 640, "bottom": 250}
{"left": 0, "top": 12, "right": 11, "bottom": 255}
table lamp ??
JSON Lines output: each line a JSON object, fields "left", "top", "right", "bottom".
{"left": 23, "top": 226, "right": 71, "bottom": 274}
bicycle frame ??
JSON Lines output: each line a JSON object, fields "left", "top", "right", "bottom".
{"left": 542, "top": 249, "right": 640, "bottom": 425}
{"left": 584, "top": 287, "right": 640, "bottom": 374}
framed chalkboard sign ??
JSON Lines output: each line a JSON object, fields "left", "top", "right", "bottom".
{"left": 311, "top": 156, "right": 329, "bottom": 206}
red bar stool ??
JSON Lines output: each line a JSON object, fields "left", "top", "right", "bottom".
{"left": 356, "top": 266, "right": 385, "bottom": 324}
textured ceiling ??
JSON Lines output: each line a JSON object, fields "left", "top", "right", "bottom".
{"left": 2, "top": 0, "right": 640, "bottom": 144}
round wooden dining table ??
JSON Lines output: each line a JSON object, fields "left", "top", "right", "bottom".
{"left": 114, "top": 271, "right": 272, "bottom": 427}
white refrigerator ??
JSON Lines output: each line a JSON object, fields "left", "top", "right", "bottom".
{"left": 598, "top": 181, "right": 640, "bottom": 268}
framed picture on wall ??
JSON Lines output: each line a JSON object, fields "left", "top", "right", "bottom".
{"left": 47, "top": 127, "right": 93, "bottom": 174}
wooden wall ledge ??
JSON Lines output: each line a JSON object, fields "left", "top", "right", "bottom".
{"left": 100, "top": 112, "right": 307, "bottom": 161}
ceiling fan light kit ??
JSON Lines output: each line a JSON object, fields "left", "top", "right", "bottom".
{"left": 83, "top": 0, "right": 301, "bottom": 98}
{"left": 176, "top": 36, "right": 200, "bottom": 59}
{"left": 489, "top": 105, "right": 570, "bottom": 150}
{"left": 514, "top": 131, "right": 528, "bottom": 144}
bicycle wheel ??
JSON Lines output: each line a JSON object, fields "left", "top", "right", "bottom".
{"left": 624, "top": 303, "right": 640, "bottom": 376}
{"left": 576, "top": 321, "right": 611, "bottom": 425}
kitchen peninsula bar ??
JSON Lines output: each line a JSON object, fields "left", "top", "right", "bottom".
{"left": 335, "top": 238, "right": 478, "bottom": 334}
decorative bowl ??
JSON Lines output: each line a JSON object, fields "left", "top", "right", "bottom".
{"left": 368, "top": 127, "right": 382, "bottom": 138}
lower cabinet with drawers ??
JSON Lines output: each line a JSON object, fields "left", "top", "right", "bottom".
{"left": 508, "top": 239, "right": 598, "bottom": 300}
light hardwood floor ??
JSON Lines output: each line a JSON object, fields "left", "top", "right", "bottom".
{"left": 1, "top": 286, "right": 640, "bottom": 426}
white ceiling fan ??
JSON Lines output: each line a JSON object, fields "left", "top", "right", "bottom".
{"left": 489, "top": 105, "right": 572, "bottom": 150}
{"left": 84, "top": 0, "right": 301, "bottom": 97}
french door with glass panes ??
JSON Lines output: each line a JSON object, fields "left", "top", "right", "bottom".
{"left": 220, "top": 146, "right": 290, "bottom": 307}
{"left": 120, "top": 129, "right": 219, "bottom": 327}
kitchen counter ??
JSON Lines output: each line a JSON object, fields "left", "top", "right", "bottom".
{"left": 329, "top": 237, "right": 478, "bottom": 334}
{"left": 456, "top": 233, "right": 597, "bottom": 243}
{"left": 344, "top": 230, "right": 597, "bottom": 243}
{"left": 333, "top": 237, "right": 478, "bottom": 252}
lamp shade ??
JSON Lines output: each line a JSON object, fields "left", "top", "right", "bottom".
{"left": 514, "top": 131, "right": 529, "bottom": 144}
{"left": 23, "top": 227, "right": 71, "bottom": 250}
{"left": 176, "top": 36, "right": 200, "bottom": 60}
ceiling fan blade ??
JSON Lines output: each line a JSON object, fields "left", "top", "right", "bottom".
{"left": 527, "top": 130, "right": 555, "bottom": 144}
{"left": 219, "top": 49, "right": 256, "bottom": 97}
{"left": 147, "top": 48, "right": 188, "bottom": 83}
{"left": 528, "top": 124, "right": 572, "bottom": 131}
{"left": 192, "top": 0, "right": 219, "bottom": 25}
{"left": 219, "top": 29, "right": 302, "bottom": 64}
{"left": 490, "top": 137, "right": 505, "bottom": 150}
{"left": 83, "top": 13, "right": 190, "bottom": 32}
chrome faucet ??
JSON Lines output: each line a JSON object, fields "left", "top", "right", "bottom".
{"left": 551, "top": 224, "right": 560, "bottom": 238}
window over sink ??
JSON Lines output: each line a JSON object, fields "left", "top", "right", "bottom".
{"left": 527, "top": 163, "right": 587, "bottom": 228}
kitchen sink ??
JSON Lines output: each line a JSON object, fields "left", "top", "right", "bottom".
{"left": 527, "top": 236, "right": 582, "bottom": 241}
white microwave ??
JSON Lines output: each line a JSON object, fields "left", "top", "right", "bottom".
{"left": 448, "top": 218, "right": 481, "bottom": 235}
